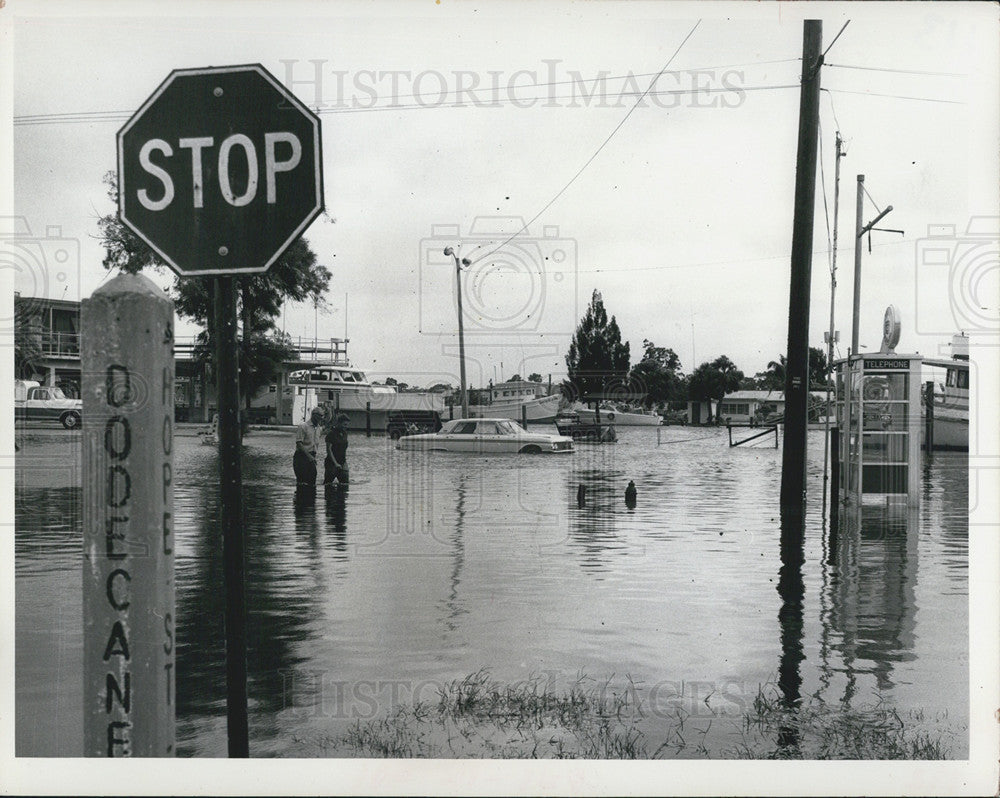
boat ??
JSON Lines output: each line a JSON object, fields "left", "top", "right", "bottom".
{"left": 922, "top": 333, "right": 969, "bottom": 451}
{"left": 259, "top": 362, "right": 446, "bottom": 430}
{"left": 572, "top": 402, "right": 662, "bottom": 426}
{"left": 467, "top": 394, "right": 560, "bottom": 423}
{"left": 554, "top": 410, "right": 617, "bottom": 442}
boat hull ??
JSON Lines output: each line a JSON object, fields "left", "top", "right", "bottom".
{"left": 467, "top": 394, "right": 560, "bottom": 422}
{"left": 574, "top": 406, "right": 662, "bottom": 426}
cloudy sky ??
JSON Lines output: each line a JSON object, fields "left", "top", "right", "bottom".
{"left": 6, "top": 0, "right": 998, "bottom": 390}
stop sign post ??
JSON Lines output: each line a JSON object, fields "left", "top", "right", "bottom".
{"left": 116, "top": 64, "right": 323, "bottom": 758}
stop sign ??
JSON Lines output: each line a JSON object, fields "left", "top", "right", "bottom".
{"left": 117, "top": 64, "right": 323, "bottom": 276}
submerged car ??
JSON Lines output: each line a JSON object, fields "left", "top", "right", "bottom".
{"left": 396, "top": 418, "right": 574, "bottom": 454}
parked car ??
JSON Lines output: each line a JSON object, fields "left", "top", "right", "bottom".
{"left": 15, "top": 380, "right": 82, "bottom": 429}
{"left": 396, "top": 418, "right": 574, "bottom": 453}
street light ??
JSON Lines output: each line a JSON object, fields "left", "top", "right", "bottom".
{"left": 444, "top": 246, "right": 471, "bottom": 418}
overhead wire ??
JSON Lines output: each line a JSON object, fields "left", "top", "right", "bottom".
{"left": 825, "top": 62, "right": 964, "bottom": 78}
{"left": 818, "top": 121, "right": 834, "bottom": 276}
{"left": 463, "top": 19, "right": 704, "bottom": 266}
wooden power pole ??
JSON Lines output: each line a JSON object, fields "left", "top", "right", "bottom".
{"left": 780, "top": 20, "right": 824, "bottom": 510}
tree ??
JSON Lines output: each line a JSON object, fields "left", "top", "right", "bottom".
{"left": 97, "top": 171, "right": 332, "bottom": 412}
{"left": 508, "top": 374, "right": 521, "bottom": 382}
{"left": 688, "top": 355, "right": 744, "bottom": 418}
{"left": 564, "top": 290, "right": 630, "bottom": 402}
{"left": 763, "top": 347, "right": 828, "bottom": 391}
{"left": 527, "top": 373, "right": 543, "bottom": 383}
{"left": 14, "top": 301, "right": 43, "bottom": 379}
{"left": 629, "top": 339, "right": 684, "bottom": 408}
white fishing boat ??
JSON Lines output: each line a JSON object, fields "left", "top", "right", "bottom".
{"left": 256, "top": 362, "right": 446, "bottom": 430}
{"left": 467, "top": 393, "right": 560, "bottom": 422}
{"left": 572, "top": 402, "right": 662, "bottom": 426}
{"left": 923, "top": 333, "right": 969, "bottom": 451}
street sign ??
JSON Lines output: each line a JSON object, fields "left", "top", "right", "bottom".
{"left": 117, "top": 64, "right": 323, "bottom": 276}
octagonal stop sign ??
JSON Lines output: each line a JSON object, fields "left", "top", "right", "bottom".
{"left": 117, "top": 64, "right": 323, "bottom": 276}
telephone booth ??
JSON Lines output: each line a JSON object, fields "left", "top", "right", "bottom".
{"left": 837, "top": 352, "right": 923, "bottom": 504}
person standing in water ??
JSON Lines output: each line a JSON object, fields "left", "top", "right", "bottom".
{"left": 294, "top": 407, "right": 325, "bottom": 486}
{"left": 324, "top": 413, "right": 350, "bottom": 485}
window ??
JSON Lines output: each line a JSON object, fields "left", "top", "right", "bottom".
{"left": 957, "top": 370, "right": 968, "bottom": 389}
{"left": 477, "top": 422, "right": 501, "bottom": 434}
{"left": 450, "top": 422, "right": 477, "bottom": 434}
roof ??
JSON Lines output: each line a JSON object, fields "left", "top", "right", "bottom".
{"left": 493, "top": 380, "right": 543, "bottom": 389}
{"left": 723, "top": 390, "right": 784, "bottom": 401}
{"left": 723, "top": 390, "right": 832, "bottom": 402}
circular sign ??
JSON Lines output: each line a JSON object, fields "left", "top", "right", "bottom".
{"left": 117, "top": 64, "right": 323, "bottom": 276}
{"left": 881, "top": 305, "right": 901, "bottom": 352}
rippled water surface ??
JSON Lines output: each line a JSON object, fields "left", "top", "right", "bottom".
{"left": 15, "top": 426, "right": 969, "bottom": 757}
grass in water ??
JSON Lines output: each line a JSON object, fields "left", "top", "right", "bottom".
{"left": 332, "top": 671, "right": 955, "bottom": 759}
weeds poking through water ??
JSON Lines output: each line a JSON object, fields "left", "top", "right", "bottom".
{"left": 330, "top": 673, "right": 955, "bottom": 759}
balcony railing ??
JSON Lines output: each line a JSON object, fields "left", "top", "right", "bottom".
{"left": 37, "top": 331, "right": 80, "bottom": 358}
{"left": 173, "top": 335, "right": 349, "bottom": 365}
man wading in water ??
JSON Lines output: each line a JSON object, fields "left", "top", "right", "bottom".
{"left": 324, "top": 413, "right": 350, "bottom": 486}
{"left": 294, "top": 407, "right": 325, "bottom": 486}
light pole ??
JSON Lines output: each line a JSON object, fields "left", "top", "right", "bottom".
{"left": 444, "top": 247, "right": 470, "bottom": 418}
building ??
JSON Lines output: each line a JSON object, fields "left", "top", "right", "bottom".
{"left": 13, "top": 293, "right": 353, "bottom": 423}
{"left": 14, "top": 293, "right": 82, "bottom": 397}
{"left": 717, "top": 389, "right": 832, "bottom": 424}
{"left": 488, "top": 379, "right": 546, "bottom": 403}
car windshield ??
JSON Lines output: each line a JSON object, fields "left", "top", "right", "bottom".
{"left": 499, "top": 421, "right": 525, "bottom": 434}
{"left": 50, "top": 387, "right": 67, "bottom": 399}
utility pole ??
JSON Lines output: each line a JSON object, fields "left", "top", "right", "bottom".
{"left": 444, "top": 247, "right": 470, "bottom": 418}
{"left": 850, "top": 175, "right": 894, "bottom": 355}
{"left": 780, "top": 19, "right": 823, "bottom": 510}
{"left": 822, "top": 132, "right": 845, "bottom": 515}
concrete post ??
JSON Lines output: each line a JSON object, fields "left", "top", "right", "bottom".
{"left": 81, "top": 272, "right": 175, "bottom": 757}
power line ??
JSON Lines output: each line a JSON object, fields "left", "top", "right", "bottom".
{"left": 826, "top": 87, "right": 962, "bottom": 105}
{"left": 13, "top": 56, "right": 802, "bottom": 126}
{"left": 826, "top": 62, "right": 964, "bottom": 78}
{"left": 821, "top": 88, "right": 844, "bottom": 133}
{"left": 13, "top": 81, "right": 798, "bottom": 126}
{"left": 820, "top": 20, "right": 851, "bottom": 61}
{"left": 466, "top": 19, "right": 704, "bottom": 266}
{"left": 818, "top": 121, "right": 834, "bottom": 275}
{"left": 861, "top": 182, "right": 882, "bottom": 215}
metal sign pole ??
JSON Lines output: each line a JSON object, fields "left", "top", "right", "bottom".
{"left": 213, "top": 275, "right": 249, "bottom": 757}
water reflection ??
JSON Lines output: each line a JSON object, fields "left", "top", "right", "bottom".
{"left": 322, "top": 484, "right": 349, "bottom": 557}
{"left": 175, "top": 448, "right": 328, "bottom": 754}
{"left": 566, "top": 467, "right": 626, "bottom": 576}
{"left": 776, "top": 507, "right": 805, "bottom": 751}
{"left": 439, "top": 475, "right": 468, "bottom": 632}
{"left": 821, "top": 502, "right": 919, "bottom": 704}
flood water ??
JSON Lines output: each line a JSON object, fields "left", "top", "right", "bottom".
{"left": 15, "top": 426, "right": 969, "bottom": 757}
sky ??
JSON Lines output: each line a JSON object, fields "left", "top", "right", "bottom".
{"left": 6, "top": 0, "right": 999, "bottom": 393}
